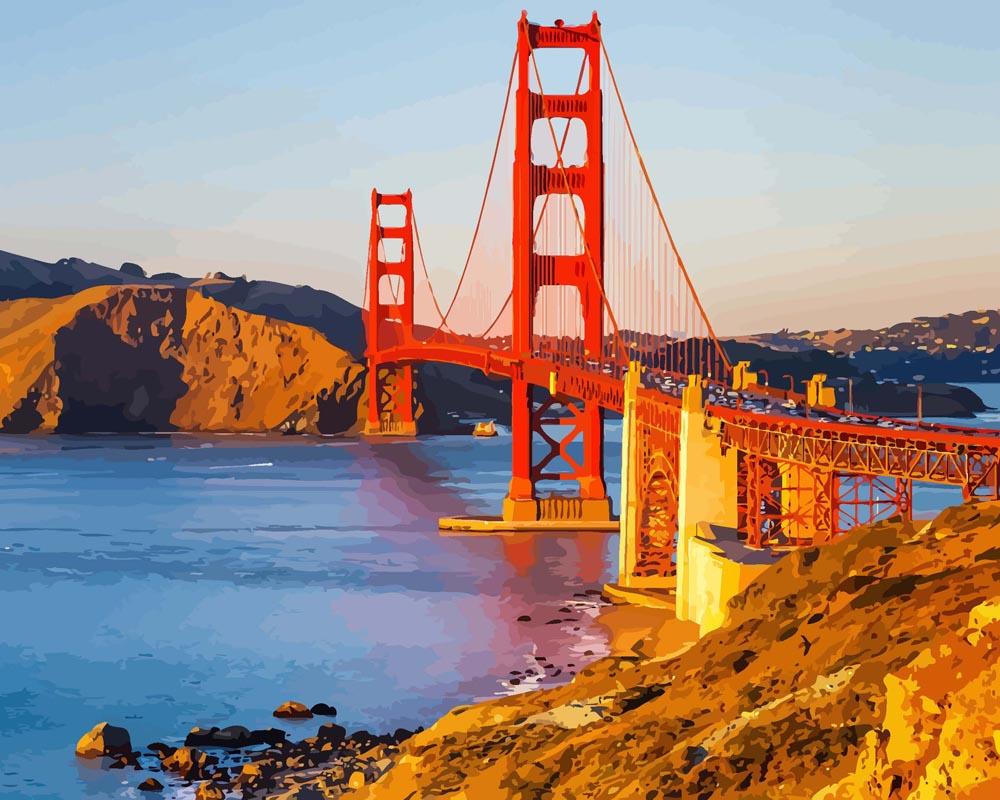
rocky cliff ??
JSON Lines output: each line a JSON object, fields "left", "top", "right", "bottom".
{"left": 269, "top": 501, "right": 1000, "bottom": 799}
{"left": 0, "top": 285, "right": 364, "bottom": 434}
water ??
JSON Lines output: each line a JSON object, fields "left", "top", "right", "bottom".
{"left": 911, "top": 382, "right": 1000, "bottom": 516}
{"left": 0, "top": 427, "right": 622, "bottom": 799}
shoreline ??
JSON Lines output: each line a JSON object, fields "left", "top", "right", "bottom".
{"left": 73, "top": 596, "right": 701, "bottom": 798}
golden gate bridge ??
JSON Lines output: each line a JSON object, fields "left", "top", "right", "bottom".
{"left": 359, "top": 12, "right": 999, "bottom": 622}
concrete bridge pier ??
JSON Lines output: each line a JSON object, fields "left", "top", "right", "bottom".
{"left": 611, "top": 367, "right": 771, "bottom": 633}
{"left": 674, "top": 376, "right": 741, "bottom": 624}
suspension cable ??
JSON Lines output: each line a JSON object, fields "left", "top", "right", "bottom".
{"left": 419, "top": 50, "right": 517, "bottom": 339}
{"left": 410, "top": 208, "right": 455, "bottom": 335}
{"left": 600, "top": 39, "right": 731, "bottom": 373}
{"left": 477, "top": 289, "right": 513, "bottom": 339}
{"left": 414, "top": 49, "right": 587, "bottom": 346}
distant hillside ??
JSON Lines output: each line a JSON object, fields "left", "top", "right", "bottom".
{"left": 0, "top": 285, "right": 363, "bottom": 434}
{"left": 743, "top": 308, "right": 1000, "bottom": 356}
{"left": 737, "top": 308, "right": 1000, "bottom": 384}
{"left": 0, "top": 250, "right": 364, "bottom": 356}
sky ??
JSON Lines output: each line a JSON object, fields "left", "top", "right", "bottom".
{"left": 1, "top": 0, "right": 999, "bottom": 335}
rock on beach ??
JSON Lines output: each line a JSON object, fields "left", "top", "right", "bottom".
{"left": 75, "top": 722, "right": 132, "bottom": 759}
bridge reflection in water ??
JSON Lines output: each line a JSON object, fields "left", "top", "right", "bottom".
{"left": 358, "top": 11, "right": 1000, "bottom": 630}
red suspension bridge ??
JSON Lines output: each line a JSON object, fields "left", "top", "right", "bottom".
{"left": 361, "top": 12, "right": 1000, "bottom": 611}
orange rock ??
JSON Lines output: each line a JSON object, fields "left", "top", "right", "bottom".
{"left": 75, "top": 722, "right": 132, "bottom": 759}
{"left": 273, "top": 700, "right": 313, "bottom": 719}
{"left": 161, "top": 746, "right": 214, "bottom": 779}
{"left": 194, "top": 781, "right": 225, "bottom": 800}
{"left": 348, "top": 770, "right": 366, "bottom": 789}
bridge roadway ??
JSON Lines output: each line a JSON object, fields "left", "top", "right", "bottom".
{"left": 373, "top": 342, "right": 1000, "bottom": 498}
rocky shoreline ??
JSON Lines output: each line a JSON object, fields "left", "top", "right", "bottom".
{"left": 76, "top": 703, "right": 415, "bottom": 799}
{"left": 71, "top": 590, "right": 624, "bottom": 799}
{"left": 68, "top": 500, "right": 1000, "bottom": 800}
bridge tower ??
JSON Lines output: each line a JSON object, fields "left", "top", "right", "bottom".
{"left": 364, "top": 189, "right": 417, "bottom": 436}
{"left": 504, "top": 11, "right": 612, "bottom": 523}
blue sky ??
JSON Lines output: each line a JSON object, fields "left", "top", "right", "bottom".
{"left": 2, "top": 1, "right": 998, "bottom": 333}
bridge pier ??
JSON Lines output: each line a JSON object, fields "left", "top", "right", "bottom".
{"left": 616, "top": 364, "right": 643, "bottom": 586}
{"left": 674, "top": 375, "right": 740, "bottom": 622}
{"left": 612, "top": 368, "right": 771, "bottom": 629}
{"left": 501, "top": 375, "right": 613, "bottom": 525}
{"left": 363, "top": 364, "right": 417, "bottom": 437}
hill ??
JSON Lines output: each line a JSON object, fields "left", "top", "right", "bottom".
{"left": 263, "top": 501, "right": 1000, "bottom": 798}
{"left": 743, "top": 308, "right": 1000, "bottom": 357}
{"left": 736, "top": 308, "right": 1000, "bottom": 384}
{"left": 0, "top": 285, "right": 364, "bottom": 434}
{"left": 0, "top": 249, "right": 364, "bottom": 356}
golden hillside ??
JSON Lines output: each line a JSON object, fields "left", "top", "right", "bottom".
{"left": 273, "top": 502, "right": 1000, "bottom": 799}
{"left": 0, "top": 285, "right": 364, "bottom": 434}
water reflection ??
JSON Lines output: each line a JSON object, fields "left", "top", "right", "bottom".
{"left": 0, "top": 433, "right": 617, "bottom": 799}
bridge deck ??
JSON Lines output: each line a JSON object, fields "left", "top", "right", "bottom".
{"left": 372, "top": 342, "right": 1000, "bottom": 497}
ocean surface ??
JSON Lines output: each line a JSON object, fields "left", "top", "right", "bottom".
{"left": 1, "top": 384, "right": 998, "bottom": 798}
{"left": 910, "top": 382, "right": 1000, "bottom": 515}
{"left": 0, "top": 425, "right": 624, "bottom": 799}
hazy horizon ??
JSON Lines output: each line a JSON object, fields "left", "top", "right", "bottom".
{"left": 3, "top": 1, "right": 998, "bottom": 335}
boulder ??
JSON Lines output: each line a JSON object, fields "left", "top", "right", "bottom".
{"left": 315, "top": 723, "right": 346, "bottom": 748}
{"left": 392, "top": 727, "right": 415, "bottom": 743}
{"left": 194, "top": 781, "right": 226, "bottom": 800}
{"left": 75, "top": 722, "right": 132, "bottom": 759}
{"left": 137, "top": 777, "right": 164, "bottom": 792}
{"left": 346, "top": 730, "right": 377, "bottom": 751}
{"left": 253, "top": 727, "right": 288, "bottom": 746}
{"left": 146, "top": 742, "right": 176, "bottom": 759}
{"left": 186, "top": 726, "right": 233, "bottom": 747}
{"left": 291, "top": 788, "right": 326, "bottom": 800}
{"left": 161, "top": 746, "right": 216, "bottom": 780}
{"left": 309, "top": 702, "right": 337, "bottom": 717}
{"left": 108, "top": 753, "right": 136, "bottom": 769}
{"left": 187, "top": 725, "right": 241, "bottom": 748}
{"left": 273, "top": 700, "right": 313, "bottom": 719}
{"left": 185, "top": 724, "right": 288, "bottom": 748}
{"left": 233, "top": 761, "right": 275, "bottom": 793}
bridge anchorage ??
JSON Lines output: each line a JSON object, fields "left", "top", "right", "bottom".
{"left": 362, "top": 11, "right": 1000, "bottom": 625}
